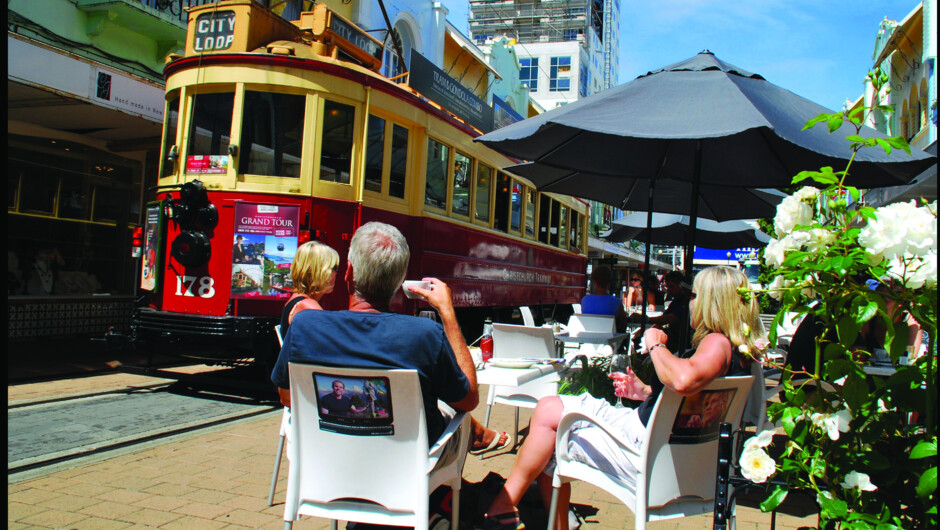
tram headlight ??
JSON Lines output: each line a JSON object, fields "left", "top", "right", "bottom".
{"left": 171, "top": 230, "right": 212, "bottom": 267}
{"left": 167, "top": 180, "right": 216, "bottom": 267}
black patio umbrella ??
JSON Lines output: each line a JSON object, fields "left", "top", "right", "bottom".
{"left": 603, "top": 213, "right": 771, "bottom": 249}
{"left": 477, "top": 51, "right": 935, "bottom": 277}
{"left": 505, "top": 162, "right": 788, "bottom": 222}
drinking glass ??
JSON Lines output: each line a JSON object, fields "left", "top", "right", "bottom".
{"left": 608, "top": 352, "right": 630, "bottom": 408}
{"left": 418, "top": 311, "right": 438, "bottom": 322}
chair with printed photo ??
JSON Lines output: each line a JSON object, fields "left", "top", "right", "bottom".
{"left": 547, "top": 375, "right": 755, "bottom": 530}
{"left": 282, "top": 362, "right": 471, "bottom": 530}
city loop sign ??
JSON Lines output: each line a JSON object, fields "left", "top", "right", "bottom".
{"left": 193, "top": 10, "right": 236, "bottom": 52}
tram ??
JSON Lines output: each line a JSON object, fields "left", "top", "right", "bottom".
{"left": 132, "top": 0, "right": 589, "bottom": 366}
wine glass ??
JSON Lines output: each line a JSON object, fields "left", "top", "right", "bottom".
{"left": 608, "top": 352, "right": 630, "bottom": 408}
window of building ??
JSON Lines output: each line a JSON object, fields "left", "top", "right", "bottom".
{"left": 452, "top": 152, "right": 471, "bottom": 217}
{"left": 550, "top": 56, "right": 571, "bottom": 92}
{"left": 319, "top": 100, "right": 355, "bottom": 184}
{"left": 563, "top": 29, "right": 579, "bottom": 40}
{"left": 186, "top": 91, "right": 233, "bottom": 168}
{"left": 475, "top": 163, "right": 493, "bottom": 223}
{"left": 520, "top": 57, "right": 538, "bottom": 92}
{"left": 579, "top": 63, "right": 589, "bottom": 97}
{"left": 425, "top": 138, "right": 449, "bottom": 210}
{"left": 239, "top": 91, "right": 304, "bottom": 178}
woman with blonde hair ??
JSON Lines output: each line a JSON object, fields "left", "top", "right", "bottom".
{"left": 480, "top": 266, "right": 765, "bottom": 530}
{"left": 279, "top": 241, "right": 340, "bottom": 334}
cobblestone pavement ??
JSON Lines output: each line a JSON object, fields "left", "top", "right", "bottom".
{"left": 8, "top": 368, "right": 818, "bottom": 529}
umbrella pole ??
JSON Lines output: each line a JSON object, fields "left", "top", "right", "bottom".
{"left": 683, "top": 140, "right": 703, "bottom": 279}
{"left": 641, "top": 176, "right": 656, "bottom": 328}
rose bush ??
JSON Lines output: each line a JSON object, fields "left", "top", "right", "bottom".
{"left": 742, "top": 73, "right": 937, "bottom": 529}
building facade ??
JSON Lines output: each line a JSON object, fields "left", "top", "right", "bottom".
{"left": 862, "top": 0, "right": 937, "bottom": 207}
{"left": 468, "top": 0, "right": 620, "bottom": 110}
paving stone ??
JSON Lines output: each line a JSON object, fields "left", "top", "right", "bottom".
{"left": 160, "top": 515, "right": 231, "bottom": 529}
{"left": 18, "top": 508, "right": 89, "bottom": 528}
{"left": 117, "top": 507, "right": 184, "bottom": 526}
{"left": 64, "top": 516, "right": 136, "bottom": 529}
{"left": 78, "top": 500, "right": 142, "bottom": 519}
{"left": 7, "top": 488, "right": 62, "bottom": 505}
{"left": 132, "top": 493, "right": 190, "bottom": 511}
{"left": 7, "top": 501, "right": 48, "bottom": 522}
{"left": 36, "top": 493, "right": 102, "bottom": 512}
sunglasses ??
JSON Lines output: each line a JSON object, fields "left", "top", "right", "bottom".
{"left": 331, "top": 265, "right": 339, "bottom": 272}
{"left": 631, "top": 278, "right": 641, "bottom": 282}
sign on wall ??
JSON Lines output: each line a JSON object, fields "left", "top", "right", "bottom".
{"left": 409, "top": 50, "right": 494, "bottom": 133}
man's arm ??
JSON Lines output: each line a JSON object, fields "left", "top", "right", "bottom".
{"left": 411, "top": 278, "right": 479, "bottom": 412}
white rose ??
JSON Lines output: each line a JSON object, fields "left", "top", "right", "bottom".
{"left": 774, "top": 195, "right": 814, "bottom": 236}
{"left": 740, "top": 447, "right": 777, "bottom": 483}
{"left": 764, "top": 238, "right": 787, "bottom": 269}
{"left": 806, "top": 228, "right": 836, "bottom": 253}
{"left": 767, "top": 275, "right": 790, "bottom": 300}
{"left": 811, "top": 408, "right": 851, "bottom": 441}
{"left": 743, "top": 430, "right": 775, "bottom": 453}
{"left": 841, "top": 471, "right": 877, "bottom": 492}
{"left": 793, "top": 186, "right": 820, "bottom": 202}
{"left": 859, "top": 201, "right": 937, "bottom": 260}
{"left": 884, "top": 251, "right": 938, "bottom": 289}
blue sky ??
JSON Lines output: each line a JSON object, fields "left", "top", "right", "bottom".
{"left": 442, "top": 0, "right": 922, "bottom": 112}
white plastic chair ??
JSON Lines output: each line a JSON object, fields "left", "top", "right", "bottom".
{"left": 483, "top": 323, "right": 562, "bottom": 447}
{"left": 283, "top": 362, "right": 471, "bottom": 530}
{"left": 268, "top": 324, "right": 290, "bottom": 506}
{"left": 547, "top": 375, "right": 755, "bottom": 530}
{"left": 565, "top": 313, "right": 617, "bottom": 358}
{"left": 571, "top": 303, "right": 581, "bottom": 314}
{"left": 520, "top": 306, "right": 536, "bottom": 326}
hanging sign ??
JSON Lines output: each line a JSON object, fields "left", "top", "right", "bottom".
{"left": 409, "top": 50, "right": 494, "bottom": 133}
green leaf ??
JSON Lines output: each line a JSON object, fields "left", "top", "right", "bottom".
{"left": 818, "top": 492, "right": 848, "bottom": 518}
{"left": 761, "top": 486, "right": 788, "bottom": 512}
{"left": 837, "top": 316, "right": 860, "bottom": 346}
{"left": 890, "top": 321, "right": 910, "bottom": 360}
{"left": 842, "top": 372, "right": 869, "bottom": 411}
{"left": 803, "top": 113, "right": 832, "bottom": 131}
{"left": 875, "top": 138, "right": 893, "bottom": 155}
{"left": 827, "top": 114, "right": 844, "bottom": 133}
{"left": 910, "top": 440, "right": 938, "bottom": 459}
{"left": 853, "top": 298, "right": 878, "bottom": 324}
{"left": 917, "top": 466, "right": 937, "bottom": 498}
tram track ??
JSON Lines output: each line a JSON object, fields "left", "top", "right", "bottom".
{"left": 8, "top": 368, "right": 281, "bottom": 481}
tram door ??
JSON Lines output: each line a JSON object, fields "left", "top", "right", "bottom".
{"left": 309, "top": 199, "right": 358, "bottom": 312}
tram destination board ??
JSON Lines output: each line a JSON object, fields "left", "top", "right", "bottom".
{"left": 192, "top": 10, "right": 236, "bottom": 52}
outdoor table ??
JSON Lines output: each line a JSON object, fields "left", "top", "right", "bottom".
{"left": 863, "top": 364, "right": 897, "bottom": 377}
{"left": 475, "top": 361, "right": 566, "bottom": 387}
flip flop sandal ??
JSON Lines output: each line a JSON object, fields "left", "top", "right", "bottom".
{"left": 469, "top": 431, "right": 511, "bottom": 455}
{"left": 479, "top": 511, "right": 525, "bottom": 530}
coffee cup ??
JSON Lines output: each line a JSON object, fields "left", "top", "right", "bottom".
{"left": 402, "top": 280, "right": 431, "bottom": 299}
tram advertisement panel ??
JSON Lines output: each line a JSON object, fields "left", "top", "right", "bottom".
{"left": 231, "top": 203, "right": 299, "bottom": 298}
{"left": 140, "top": 202, "right": 164, "bottom": 292}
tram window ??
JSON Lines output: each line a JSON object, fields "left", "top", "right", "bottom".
{"left": 19, "top": 171, "right": 58, "bottom": 215}
{"left": 474, "top": 164, "right": 492, "bottom": 222}
{"left": 538, "top": 195, "right": 551, "bottom": 244}
{"left": 571, "top": 212, "right": 583, "bottom": 251}
{"left": 510, "top": 181, "right": 522, "bottom": 233}
{"left": 558, "top": 206, "right": 569, "bottom": 250}
{"left": 425, "top": 139, "right": 449, "bottom": 210}
{"left": 186, "top": 92, "right": 233, "bottom": 165}
{"left": 162, "top": 94, "right": 180, "bottom": 177}
{"left": 524, "top": 189, "right": 536, "bottom": 237}
{"left": 239, "top": 91, "right": 304, "bottom": 178}
{"left": 493, "top": 172, "right": 511, "bottom": 232}
{"left": 365, "top": 115, "right": 385, "bottom": 193}
{"left": 93, "top": 185, "right": 130, "bottom": 223}
{"left": 320, "top": 100, "right": 355, "bottom": 184}
{"left": 389, "top": 124, "right": 408, "bottom": 199}
{"left": 549, "top": 200, "right": 560, "bottom": 246}
{"left": 452, "top": 152, "right": 471, "bottom": 217}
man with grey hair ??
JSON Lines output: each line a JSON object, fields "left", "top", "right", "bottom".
{"left": 271, "top": 222, "right": 478, "bottom": 444}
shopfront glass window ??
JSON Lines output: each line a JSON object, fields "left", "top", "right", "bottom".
{"left": 186, "top": 91, "right": 233, "bottom": 172}
{"left": 425, "top": 139, "right": 449, "bottom": 210}
{"left": 239, "top": 90, "right": 304, "bottom": 177}
{"left": 320, "top": 100, "right": 355, "bottom": 183}
{"left": 452, "top": 152, "right": 471, "bottom": 217}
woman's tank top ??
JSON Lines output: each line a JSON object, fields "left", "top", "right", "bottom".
{"left": 279, "top": 295, "right": 307, "bottom": 338}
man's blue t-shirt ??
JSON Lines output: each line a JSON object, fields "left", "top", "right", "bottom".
{"left": 580, "top": 294, "right": 621, "bottom": 316}
{"left": 271, "top": 310, "right": 470, "bottom": 443}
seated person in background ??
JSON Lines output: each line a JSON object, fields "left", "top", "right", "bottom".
{"left": 481, "top": 266, "right": 763, "bottom": 530}
{"left": 272, "top": 222, "right": 479, "bottom": 445}
{"left": 580, "top": 265, "right": 628, "bottom": 332}
{"left": 623, "top": 272, "right": 655, "bottom": 309}
{"left": 632, "top": 270, "right": 691, "bottom": 353}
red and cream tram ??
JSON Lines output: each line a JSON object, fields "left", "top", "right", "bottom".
{"left": 133, "top": 0, "right": 588, "bottom": 366}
